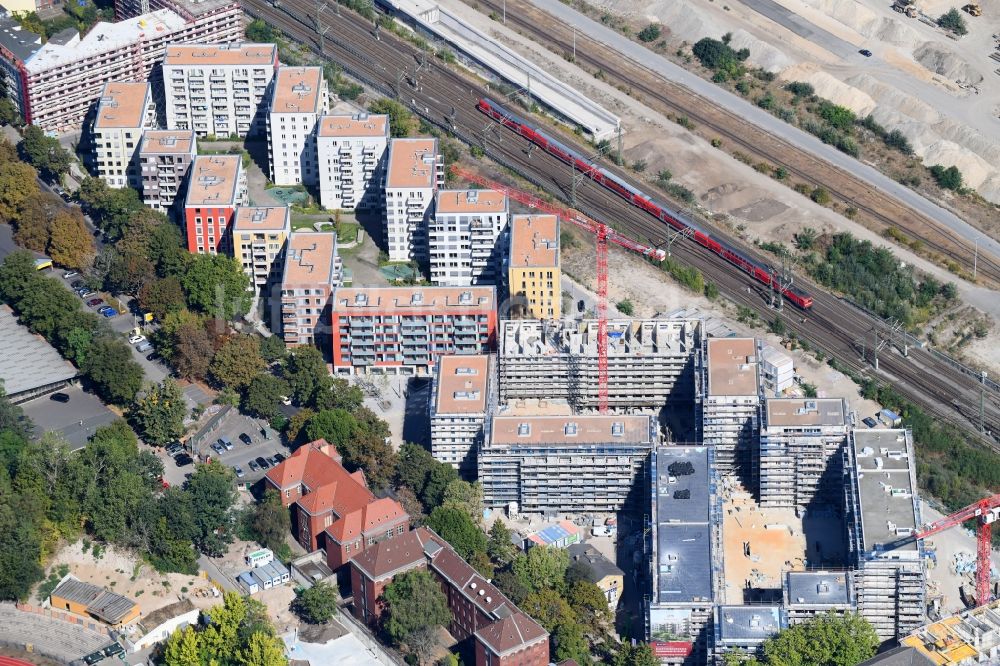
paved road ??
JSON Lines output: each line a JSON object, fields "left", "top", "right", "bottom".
{"left": 525, "top": 0, "right": 1000, "bottom": 263}
{"left": 738, "top": 0, "right": 855, "bottom": 58}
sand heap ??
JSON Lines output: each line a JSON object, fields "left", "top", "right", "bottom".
{"left": 801, "top": 0, "right": 923, "bottom": 44}
{"left": 913, "top": 42, "right": 984, "bottom": 84}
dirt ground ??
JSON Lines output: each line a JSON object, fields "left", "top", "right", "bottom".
{"left": 721, "top": 495, "right": 805, "bottom": 604}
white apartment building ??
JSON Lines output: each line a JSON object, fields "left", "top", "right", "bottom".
{"left": 429, "top": 190, "right": 509, "bottom": 286}
{"left": 383, "top": 138, "right": 443, "bottom": 263}
{"left": 702, "top": 337, "right": 761, "bottom": 483}
{"left": 267, "top": 66, "right": 327, "bottom": 187}
{"left": 232, "top": 206, "right": 291, "bottom": 292}
{"left": 429, "top": 354, "right": 493, "bottom": 477}
{"left": 0, "top": 0, "right": 242, "bottom": 132}
{"left": 163, "top": 43, "right": 278, "bottom": 139}
{"left": 316, "top": 113, "right": 389, "bottom": 211}
{"left": 137, "top": 129, "right": 197, "bottom": 210}
{"left": 278, "top": 232, "right": 341, "bottom": 347}
{"left": 92, "top": 81, "right": 156, "bottom": 188}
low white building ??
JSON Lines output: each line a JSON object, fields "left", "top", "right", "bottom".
{"left": 429, "top": 189, "right": 509, "bottom": 286}
{"left": 267, "top": 66, "right": 328, "bottom": 187}
{"left": 316, "top": 113, "right": 389, "bottom": 211}
{"left": 163, "top": 43, "right": 278, "bottom": 138}
{"left": 760, "top": 345, "right": 794, "bottom": 396}
{"left": 132, "top": 599, "right": 199, "bottom": 651}
{"left": 92, "top": 81, "right": 156, "bottom": 189}
{"left": 383, "top": 137, "right": 443, "bottom": 262}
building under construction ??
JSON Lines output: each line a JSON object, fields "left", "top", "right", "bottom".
{"left": 758, "top": 398, "right": 849, "bottom": 508}
{"left": 497, "top": 318, "right": 703, "bottom": 412}
{"left": 845, "top": 428, "right": 926, "bottom": 642}
{"left": 701, "top": 338, "right": 760, "bottom": 483}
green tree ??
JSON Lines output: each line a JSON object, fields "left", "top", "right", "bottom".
{"left": 285, "top": 407, "right": 315, "bottom": 446}
{"left": 0, "top": 160, "right": 39, "bottom": 222}
{"left": 182, "top": 253, "right": 251, "bottom": 319}
{"left": 442, "top": 479, "right": 483, "bottom": 522}
{"left": 0, "top": 98, "right": 22, "bottom": 127}
{"left": 186, "top": 461, "right": 237, "bottom": 556}
{"left": 382, "top": 569, "right": 452, "bottom": 645}
{"left": 138, "top": 276, "right": 186, "bottom": 321}
{"left": 130, "top": 379, "right": 186, "bottom": 446}
{"left": 552, "top": 619, "right": 589, "bottom": 662}
{"left": 616, "top": 299, "right": 635, "bottom": 316}
{"left": 282, "top": 345, "right": 331, "bottom": 406}
{"left": 512, "top": 545, "right": 569, "bottom": 593}
{"left": 305, "top": 408, "right": 358, "bottom": 448}
{"left": 761, "top": 612, "right": 878, "bottom": 666}
{"left": 816, "top": 101, "right": 856, "bottom": 131}
{"left": 492, "top": 568, "right": 530, "bottom": 605}
{"left": 937, "top": 7, "right": 968, "bottom": 35}
{"left": 47, "top": 210, "right": 93, "bottom": 270}
{"left": 81, "top": 338, "right": 144, "bottom": 405}
{"left": 209, "top": 335, "right": 265, "bottom": 389}
{"left": 368, "top": 98, "right": 416, "bottom": 137}
{"left": 260, "top": 335, "right": 286, "bottom": 363}
{"left": 637, "top": 23, "right": 661, "bottom": 42}
{"left": 566, "top": 579, "right": 611, "bottom": 634}
{"left": 243, "top": 374, "right": 289, "bottom": 420}
{"left": 425, "top": 506, "right": 487, "bottom": 559}
{"left": 236, "top": 629, "right": 287, "bottom": 666}
{"left": 521, "top": 588, "right": 576, "bottom": 632}
{"left": 252, "top": 490, "right": 290, "bottom": 553}
{"left": 930, "top": 164, "right": 963, "bottom": 191}
{"left": 614, "top": 643, "right": 659, "bottom": 666}
{"left": 291, "top": 581, "right": 339, "bottom": 624}
{"left": 77, "top": 176, "right": 144, "bottom": 240}
{"left": 171, "top": 319, "right": 215, "bottom": 381}
{"left": 245, "top": 17, "right": 279, "bottom": 42}
{"left": 18, "top": 125, "right": 71, "bottom": 182}
{"left": 487, "top": 520, "right": 517, "bottom": 566}
{"left": 163, "top": 625, "right": 202, "bottom": 665}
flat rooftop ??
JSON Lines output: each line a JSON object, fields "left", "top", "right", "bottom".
{"left": 490, "top": 415, "right": 652, "bottom": 446}
{"left": 233, "top": 206, "right": 290, "bottom": 233}
{"left": 25, "top": 10, "right": 187, "bottom": 73}
{"left": 765, "top": 398, "right": 847, "bottom": 428}
{"left": 282, "top": 232, "right": 338, "bottom": 286}
{"left": 185, "top": 155, "right": 242, "bottom": 208}
{"left": 853, "top": 429, "right": 919, "bottom": 553}
{"left": 653, "top": 446, "right": 713, "bottom": 604}
{"left": 435, "top": 189, "right": 507, "bottom": 215}
{"left": 0, "top": 16, "right": 43, "bottom": 63}
{"left": 0, "top": 305, "right": 77, "bottom": 396}
{"left": 707, "top": 337, "right": 758, "bottom": 397}
{"left": 509, "top": 215, "right": 558, "bottom": 268}
{"left": 386, "top": 138, "right": 439, "bottom": 189}
{"left": 139, "top": 129, "right": 196, "bottom": 155}
{"left": 94, "top": 81, "right": 149, "bottom": 130}
{"left": 164, "top": 42, "right": 277, "bottom": 67}
{"left": 435, "top": 354, "right": 489, "bottom": 415}
{"left": 331, "top": 286, "right": 494, "bottom": 314}
{"left": 716, "top": 605, "right": 783, "bottom": 644}
{"left": 317, "top": 113, "right": 389, "bottom": 138}
{"left": 785, "top": 571, "right": 851, "bottom": 607}
{"left": 271, "top": 66, "right": 324, "bottom": 115}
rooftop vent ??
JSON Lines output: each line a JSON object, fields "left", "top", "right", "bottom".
{"left": 467, "top": 190, "right": 479, "bottom": 204}
{"left": 411, "top": 292, "right": 424, "bottom": 305}
{"left": 517, "top": 423, "right": 531, "bottom": 437}
{"left": 458, "top": 291, "right": 472, "bottom": 304}
{"left": 455, "top": 367, "right": 478, "bottom": 376}
{"left": 354, "top": 293, "right": 368, "bottom": 305}
{"left": 611, "top": 422, "right": 625, "bottom": 437}
{"left": 564, "top": 423, "right": 578, "bottom": 436}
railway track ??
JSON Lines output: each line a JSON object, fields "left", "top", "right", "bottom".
{"left": 468, "top": 0, "right": 1000, "bottom": 287}
{"left": 241, "top": 0, "right": 1000, "bottom": 447}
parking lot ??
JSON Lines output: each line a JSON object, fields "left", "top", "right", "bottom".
{"left": 171, "top": 408, "right": 288, "bottom": 485}
{"left": 20, "top": 384, "right": 118, "bottom": 451}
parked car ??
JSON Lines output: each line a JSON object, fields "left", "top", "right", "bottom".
{"left": 577, "top": 299, "right": 585, "bottom": 312}
{"left": 247, "top": 459, "right": 260, "bottom": 472}
{"left": 239, "top": 432, "right": 253, "bottom": 446}
{"left": 259, "top": 427, "right": 270, "bottom": 440}
{"left": 174, "top": 453, "right": 193, "bottom": 467}
{"left": 146, "top": 352, "right": 159, "bottom": 362}
{"left": 265, "top": 456, "right": 279, "bottom": 468}
{"left": 71, "top": 280, "right": 84, "bottom": 289}
{"left": 211, "top": 442, "right": 225, "bottom": 455}
{"left": 99, "top": 307, "right": 116, "bottom": 318}
{"left": 62, "top": 270, "right": 78, "bottom": 279}
{"left": 136, "top": 341, "right": 153, "bottom": 353}
{"left": 166, "top": 441, "right": 183, "bottom": 455}
{"left": 220, "top": 436, "right": 234, "bottom": 451}
{"left": 128, "top": 333, "right": 146, "bottom": 344}
{"left": 859, "top": 48, "right": 873, "bottom": 57}
{"left": 79, "top": 290, "right": 96, "bottom": 299}
{"left": 862, "top": 417, "right": 878, "bottom": 428}
{"left": 86, "top": 298, "right": 104, "bottom": 307}
{"left": 273, "top": 453, "right": 286, "bottom": 463}
{"left": 103, "top": 643, "right": 125, "bottom": 658}
{"left": 50, "top": 392, "right": 70, "bottom": 403}
{"left": 255, "top": 456, "right": 270, "bottom": 470}
{"left": 234, "top": 465, "right": 245, "bottom": 479}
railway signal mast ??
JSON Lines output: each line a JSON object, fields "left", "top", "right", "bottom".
{"left": 449, "top": 166, "right": 667, "bottom": 413}
{"left": 914, "top": 494, "right": 1000, "bottom": 607}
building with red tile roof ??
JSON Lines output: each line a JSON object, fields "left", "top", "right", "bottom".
{"left": 264, "top": 440, "right": 409, "bottom": 570}
{"left": 350, "top": 526, "right": 549, "bottom": 665}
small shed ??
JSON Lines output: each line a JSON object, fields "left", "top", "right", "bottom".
{"left": 238, "top": 572, "right": 260, "bottom": 595}
{"left": 879, "top": 409, "right": 902, "bottom": 427}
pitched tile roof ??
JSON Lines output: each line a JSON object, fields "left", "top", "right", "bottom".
{"left": 429, "top": 547, "right": 509, "bottom": 616}
{"left": 326, "top": 497, "right": 409, "bottom": 543}
{"left": 352, "top": 527, "right": 441, "bottom": 580}
{"left": 475, "top": 611, "right": 548, "bottom": 657}
{"left": 265, "top": 439, "right": 344, "bottom": 492}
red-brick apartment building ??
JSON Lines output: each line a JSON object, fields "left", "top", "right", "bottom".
{"left": 350, "top": 526, "right": 550, "bottom": 665}
{"left": 263, "top": 440, "right": 409, "bottom": 570}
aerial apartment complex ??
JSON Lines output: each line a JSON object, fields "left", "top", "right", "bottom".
{"left": 702, "top": 337, "right": 760, "bottom": 482}
{"left": 316, "top": 112, "right": 389, "bottom": 211}
{"left": 232, "top": 207, "right": 291, "bottom": 292}
{"left": 0, "top": 0, "right": 242, "bottom": 132}
{"left": 429, "top": 190, "right": 509, "bottom": 286}
{"left": 429, "top": 354, "right": 494, "bottom": 477}
{"left": 330, "top": 287, "right": 496, "bottom": 375}
{"left": 267, "top": 66, "right": 327, "bottom": 187}
{"left": 498, "top": 318, "right": 702, "bottom": 411}
{"left": 92, "top": 81, "right": 156, "bottom": 189}
{"left": 506, "top": 214, "right": 560, "bottom": 319}
{"left": 845, "top": 428, "right": 925, "bottom": 642}
{"left": 162, "top": 43, "right": 278, "bottom": 138}
{"left": 137, "top": 129, "right": 197, "bottom": 210}
{"left": 758, "top": 398, "right": 849, "bottom": 508}
{"left": 182, "top": 154, "right": 247, "bottom": 254}
{"left": 782, "top": 571, "right": 853, "bottom": 625}
{"left": 278, "top": 232, "right": 341, "bottom": 347}
{"left": 383, "top": 138, "right": 443, "bottom": 262}
{"left": 479, "top": 414, "right": 656, "bottom": 513}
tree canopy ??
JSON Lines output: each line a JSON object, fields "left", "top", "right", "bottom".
{"left": 163, "top": 592, "right": 287, "bottom": 666}
{"left": 757, "top": 612, "right": 879, "bottom": 666}
{"left": 292, "top": 582, "right": 338, "bottom": 624}
{"left": 182, "top": 253, "right": 251, "bottom": 320}
{"left": 425, "top": 506, "right": 487, "bottom": 560}
{"left": 18, "top": 125, "right": 72, "bottom": 182}
{"left": 382, "top": 569, "right": 451, "bottom": 647}
{"left": 129, "top": 379, "right": 186, "bottom": 446}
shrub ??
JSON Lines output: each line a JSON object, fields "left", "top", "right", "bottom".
{"left": 884, "top": 129, "right": 913, "bottom": 156}
{"left": 929, "top": 164, "right": 963, "bottom": 191}
{"left": 784, "top": 81, "right": 815, "bottom": 97}
{"left": 756, "top": 93, "right": 776, "bottom": 110}
{"left": 735, "top": 80, "right": 751, "bottom": 95}
{"left": 817, "top": 101, "right": 856, "bottom": 131}
{"left": 616, "top": 299, "right": 635, "bottom": 315}
{"left": 638, "top": 23, "right": 661, "bottom": 42}
{"left": 810, "top": 187, "right": 831, "bottom": 205}
{"left": 692, "top": 37, "right": 748, "bottom": 80}
{"left": 937, "top": 8, "right": 968, "bottom": 35}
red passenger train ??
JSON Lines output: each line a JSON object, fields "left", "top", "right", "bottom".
{"left": 477, "top": 97, "right": 814, "bottom": 310}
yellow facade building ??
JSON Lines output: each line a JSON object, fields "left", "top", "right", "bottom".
{"left": 507, "top": 214, "right": 560, "bottom": 319}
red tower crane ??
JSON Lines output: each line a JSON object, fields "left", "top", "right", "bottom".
{"left": 915, "top": 494, "right": 1000, "bottom": 607}
{"left": 449, "top": 166, "right": 666, "bottom": 413}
